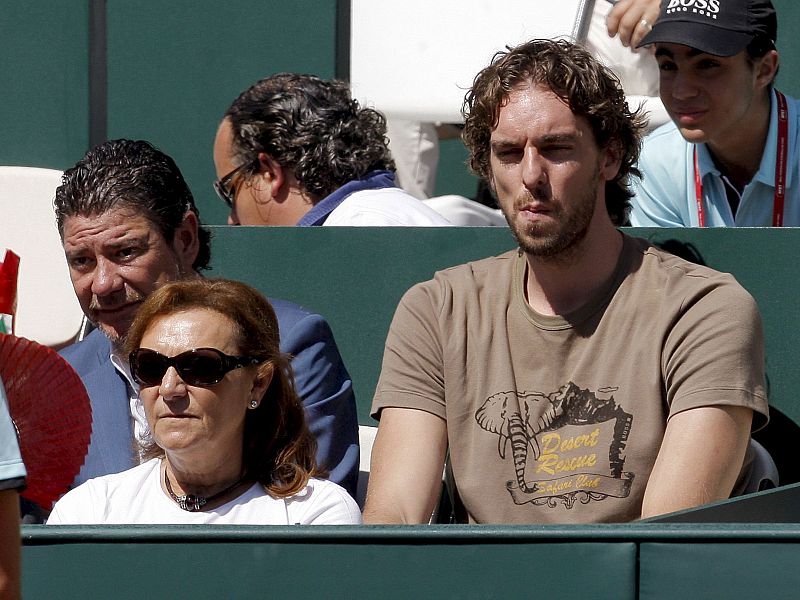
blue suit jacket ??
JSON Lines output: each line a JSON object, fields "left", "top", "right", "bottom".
{"left": 60, "top": 298, "right": 359, "bottom": 496}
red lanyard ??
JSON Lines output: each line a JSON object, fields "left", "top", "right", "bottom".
{"left": 694, "top": 90, "right": 789, "bottom": 227}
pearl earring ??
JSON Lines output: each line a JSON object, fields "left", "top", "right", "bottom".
{"left": 250, "top": 400, "right": 258, "bottom": 409}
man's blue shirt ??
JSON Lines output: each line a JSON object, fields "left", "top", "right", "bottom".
{"left": 632, "top": 89, "right": 800, "bottom": 227}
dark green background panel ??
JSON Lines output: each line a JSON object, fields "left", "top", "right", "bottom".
{"left": 23, "top": 536, "right": 635, "bottom": 599}
{"left": 23, "top": 525, "right": 800, "bottom": 599}
{"left": 434, "top": 138, "right": 480, "bottom": 199}
{"left": 639, "top": 542, "right": 800, "bottom": 600}
{"left": 0, "top": 1, "right": 89, "bottom": 169}
{"left": 106, "top": 0, "right": 338, "bottom": 226}
{"left": 774, "top": 0, "right": 800, "bottom": 99}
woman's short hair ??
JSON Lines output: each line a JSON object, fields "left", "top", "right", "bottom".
{"left": 124, "top": 277, "right": 322, "bottom": 498}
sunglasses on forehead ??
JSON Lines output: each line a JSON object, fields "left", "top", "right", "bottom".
{"left": 129, "top": 347, "right": 262, "bottom": 387}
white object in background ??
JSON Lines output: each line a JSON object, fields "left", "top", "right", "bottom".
{"left": 0, "top": 167, "right": 83, "bottom": 347}
{"left": 585, "top": 0, "right": 669, "bottom": 132}
{"left": 356, "top": 424, "right": 378, "bottom": 509}
{"left": 350, "top": 0, "right": 591, "bottom": 123}
{"left": 424, "top": 195, "right": 507, "bottom": 226}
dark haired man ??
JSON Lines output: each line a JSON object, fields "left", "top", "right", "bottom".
{"left": 213, "top": 73, "right": 451, "bottom": 226}
{"left": 631, "top": 0, "right": 797, "bottom": 226}
{"left": 364, "top": 39, "right": 769, "bottom": 524}
{"left": 56, "top": 140, "right": 358, "bottom": 497}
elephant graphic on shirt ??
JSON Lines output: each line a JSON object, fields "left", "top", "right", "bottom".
{"left": 475, "top": 382, "right": 626, "bottom": 495}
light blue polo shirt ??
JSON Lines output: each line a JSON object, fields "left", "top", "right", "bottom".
{"left": 0, "top": 378, "right": 26, "bottom": 491}
{"left": 631, "top": 89, "right": 800, "bottom": 227}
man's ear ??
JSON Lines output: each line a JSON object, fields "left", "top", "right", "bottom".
{"left": 172, "top": 210, "right": 200, "bottom": 272}
{"left": 600, "top": 140, "right": 624, "bottom": 181}
{"left": 258, "top": 153, "right": 285, "bottom": 199}
{"left": 755, "top": 49, "right": 779, "bottom": 90}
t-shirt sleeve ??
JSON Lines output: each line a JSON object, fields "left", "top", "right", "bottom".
{"left": 663, "top": 280, "right": 769, "bottom": 430}
{"left": 287, "top": 480, "right": 362, "bottom": 525}
{"left": 371, "top": 280, "right": 447, "bottom": 421}
{"left": 46, "top": 480, "right": 103, "bottom": 524}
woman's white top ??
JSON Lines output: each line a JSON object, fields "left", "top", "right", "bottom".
{"left": 47, "top": 458, "right": 362, "bottom": 525}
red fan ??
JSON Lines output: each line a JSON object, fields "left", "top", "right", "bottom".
{"left": 0, "top": 333, "right": 92, "bottom": 510}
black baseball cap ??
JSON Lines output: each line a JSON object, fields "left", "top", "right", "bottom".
{"left": 637, "top": 0, "right": 777, "bottom": 57}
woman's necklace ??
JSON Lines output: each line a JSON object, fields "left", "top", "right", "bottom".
{"left": 164, "top": 466, "right": 249, "bottom": 512}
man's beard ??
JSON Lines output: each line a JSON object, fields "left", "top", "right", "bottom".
{"left": 503, "top": 172, "right": 599, "bottom": 261}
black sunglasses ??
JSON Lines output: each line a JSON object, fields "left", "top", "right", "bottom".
{"left": 212, "top": 161, "right": 253, "bottom": 208}
{"left": 129, "top": 348, "right": 261, "bottom": 387}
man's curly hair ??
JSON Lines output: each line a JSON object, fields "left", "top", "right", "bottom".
{"left": 224, "top": 73, "right": 395, "bottom": 200}
{"left": 462, "top": 39, "right": 646, "bottom": 225}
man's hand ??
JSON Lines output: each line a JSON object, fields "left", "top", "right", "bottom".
{"left": 606, "top": 0, "right": 662, "bottom": 49}
{"left": 362, "top": 408, "right": 447, "bottom": 524}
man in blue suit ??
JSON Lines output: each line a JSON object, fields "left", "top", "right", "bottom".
{"left": 54, "top": 139, "right": 358, "bottom": 498}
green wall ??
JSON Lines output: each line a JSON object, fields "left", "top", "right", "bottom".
{"left": 773, "top": 0, "right": 800, "bottom": 100}
{"left": 23, "top": 523, "right": 800, "bottom": 600}
{"left": 0, "top": 2, "right": 89, "bottom": 169}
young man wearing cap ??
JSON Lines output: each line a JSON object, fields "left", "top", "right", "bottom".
{"left": 630, "top": 0, "right": 798, "bottom": 227}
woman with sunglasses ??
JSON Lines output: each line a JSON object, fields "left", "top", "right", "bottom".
{"left": 47, "top": 278, "right": 360, "bottom": 524}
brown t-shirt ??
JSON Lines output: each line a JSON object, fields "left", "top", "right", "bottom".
{"left": 372, "top": 235, "right": 768, "bottom": 524}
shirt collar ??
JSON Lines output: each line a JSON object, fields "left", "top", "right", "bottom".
{"left": 110, "top": 346, "right": 138, "bottom": 393}
{"left": 295, "top": 170, "right": 397, "bottom": 226}
{"left": 696, "top": 89, "right": 794, "bottom": 189}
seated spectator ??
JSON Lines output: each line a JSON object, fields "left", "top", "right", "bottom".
{"left": 213, "top": 73, "right": 452, "bottom": 226}
{"left": 630, "top": 0, "right": 797, "bottom": 226}
{"left": 0, "top": 377, "right": 25, "bottom": 598}
{"left": 48, "top": 279, "right": 361, "bottom": 524}
{"left": 55, "top": 140, "right": 358, "bottom": 500}
{"left": 363, "top": 39, "right": 768, "bottom": 525}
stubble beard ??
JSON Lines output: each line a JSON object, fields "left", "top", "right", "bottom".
{"left": 503, "top": 172, "right": 599, "bottom": 263}
{"left": 89, "top": 285, "right": 146, "bottom": 350}
{"left": 92, "top": 257, "right": 188, "bottom": 351}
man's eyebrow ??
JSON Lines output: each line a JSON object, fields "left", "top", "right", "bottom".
{"left": 104, "top": 235, "right": 148, "bottom": 248}
{"left": 64, "top": 233, "right": 148, "bottom": 253}
{"left": 539, "top": 133, "right": 579, "bottom": 144}
{"left": 491, "top": 133, "right": 578, "bottom": 150}
{"left": 490, "top": 139, "right": 521, "bottom": 152}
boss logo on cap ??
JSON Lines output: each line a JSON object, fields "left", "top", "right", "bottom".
{"left": 666, "top": 0, "right": 720, "bottom": 18}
